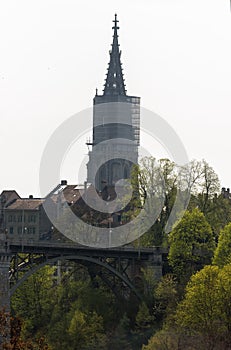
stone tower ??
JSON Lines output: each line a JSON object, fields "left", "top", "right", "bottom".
{"left": 87, "top": 15, "right": 140, "bottom": 191}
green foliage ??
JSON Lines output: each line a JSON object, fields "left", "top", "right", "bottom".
{"left": 142, "top": 329, "right": 180, "bottom": 350}
{"left": 168, "top": 208, "right": 215, "bottom": 283}
{"left": 141, "top": 267, "right": 158, "bottom": 303}
{"left": 202, "top": 195, "right": 231, "bottom": 237}
{"left": 73, "top": 275, "right": 118, "bottom": 323}
{"left": 213, "top": 222, "right": 231, "bottom": 267}
{"left": 154, "top": 274, "right": 178, "bottom": 323}
{"left": 109, "top": 313, "right": 133, "bottom": 350}
{"left": 46, "top": 273, "right": 118, "bottom": 349}
{"left": 183, "top": 159, "right": 231, "bottom": 237}
{"left": 144, "top": 264, "right": 231, "bottom": 350}
{"left": 176, "top": 266, "right": 221, "bottom": 335}
{"left": 11, "top": 265, "right": 56, "bottom": 337}
{"left": 11, "top": 263, "right": 140, "bottom": 349}
{"left": 175, "top": 264, "right": 231, "bottom": 349}
{"left": 135, "top": 302, "right": 154, "bottom": 331}
{"left": 132, "top": 158, "right": 221, "bottom": 248}
{"left": 68, "top": 310, "right": 107, "bottom": 349}
{"left": 131, "top": 157, "right": 178, "bottom": 247}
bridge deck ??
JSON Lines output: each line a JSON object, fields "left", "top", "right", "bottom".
{"left": 7, "top": 240, "right": 168, "bottom": 260}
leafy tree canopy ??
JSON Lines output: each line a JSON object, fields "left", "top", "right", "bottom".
{"left": 168, "top": 208, "right": 215, "bottom": 283}
{"left": 213, "top": 222, "right": 231, "bottom": 267}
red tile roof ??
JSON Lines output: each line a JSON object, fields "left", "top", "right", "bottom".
{"left": 6, "top": 199, "right": 44, "bottom": 210}
{"left": 51, "top": 185, "right": 81, "bottom": 205}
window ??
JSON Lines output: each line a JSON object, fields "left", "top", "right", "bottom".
{"left": 18, "top": 215, "right": 23, "bottom": 222}
{"left": 8, "top": 215, "right": 12, "bottom": 222}
{"left": 9, "top": 227, "right": 14, "bottom": 234}
{"left": 28, "top": 227, "right": 36, "bottom": 234}
{"left": 28, "top": 215, "right": 36, "bottom": 223}
{"left": 18, "top": 227, "right": 22, "bottom": 234}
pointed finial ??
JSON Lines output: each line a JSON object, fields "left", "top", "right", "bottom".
{"left": 112, "top": 13, "right": 119, "bottom": 31}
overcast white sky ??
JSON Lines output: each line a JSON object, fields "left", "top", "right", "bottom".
{"left": 0, "top": 0, "right": 230, "bottom": 197}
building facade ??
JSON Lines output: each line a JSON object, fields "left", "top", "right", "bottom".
{"left": 0, "top": 182, "right": 82, "bottom": 242}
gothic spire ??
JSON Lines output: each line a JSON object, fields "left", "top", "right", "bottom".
{"left": 103, "top": 14, "right": 126, "bottom": 96}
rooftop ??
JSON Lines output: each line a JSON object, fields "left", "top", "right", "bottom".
{"left": 6, "top": 199, "right": 44, "bottom": 210}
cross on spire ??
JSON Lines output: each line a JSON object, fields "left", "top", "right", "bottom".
{"left": 103, "top": 14, "right": 126, "bottom": 96}
{"left": 112, "top": 13, "right": 119, "bottom": 30}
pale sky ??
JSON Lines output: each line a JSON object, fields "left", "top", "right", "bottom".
{"left": 0, "top": 0, "right": 230, "bottom": 197}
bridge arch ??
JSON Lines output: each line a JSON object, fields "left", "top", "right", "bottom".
{"left": 10, "top": 255, "right": 142, "bottom": 300}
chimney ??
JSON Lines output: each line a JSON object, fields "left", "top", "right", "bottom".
{"left": 61, "top": 180, "right": 67, "bottom": 186}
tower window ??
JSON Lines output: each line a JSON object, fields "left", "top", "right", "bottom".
{"left": 113, "top": 83, "right": 117, "bottom": 88}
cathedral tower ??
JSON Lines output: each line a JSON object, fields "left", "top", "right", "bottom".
{"left": 87, "top": 15, "right": 140, "bottom": 191}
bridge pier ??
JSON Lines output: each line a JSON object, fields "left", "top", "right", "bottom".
{"left": 0, "top": 241, "right": 11, "bottom": 347}
{"left": 125, "top": 252, "right": 163, "bottom": 297}
{"left": 146, "top": 252, "right": 163, "bottom": 281}
{"left": 140, "top": 252, "right": 163, "bottom": 295}
{"left": 0, "top": 244, "right": 11, "bottom": 312}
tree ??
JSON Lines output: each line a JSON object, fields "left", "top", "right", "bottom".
{"left": 213, "top": 222, "right": 231, "bottom": 267}
{"left": 175, "top": 264, "right": 231, "bottom": 350}
{"left": 131, "top": 157, "right": 178, "bottom": 246}
{"left": 68, "top": 310, "right": 107, "bottom": 350}
{"left": 0, "top": 310, "right": 51, "bottom": 350}
{"left": 183, "top": 160, "right": 223, "bottom": 236}
{"left": 203, "top": 194, "right": 231, "bottom": 239}
{"left": 142, "top": 328, "right": 181, "bottom": 350}
{"left": 0, "top": 309, "right": 11, "bottom": 350}
{"left": 132, "top": 158, "right": 220, "bottom": 247}
{"left": 109, "top": 313, "right": 133, "bottom": 350}
{"left": 181, "top": 159, "right": 220, "bottom": 207}
{"left": 154, "top": 274, "right": 178, "bottom": 323}
{"left": 168, "top": 208, "right": 215, "bottom": 284}
{"left": 11, "top": 265, "right": 56, "bottom": 338}
{"left": 143, "top": 264, "right": 231, "bottom": 350}
{"left": 197, "top": 160, "right": 220, "bottom": 213}
{"left": 135, "top": 302, "right": 154, "bottom": 331}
